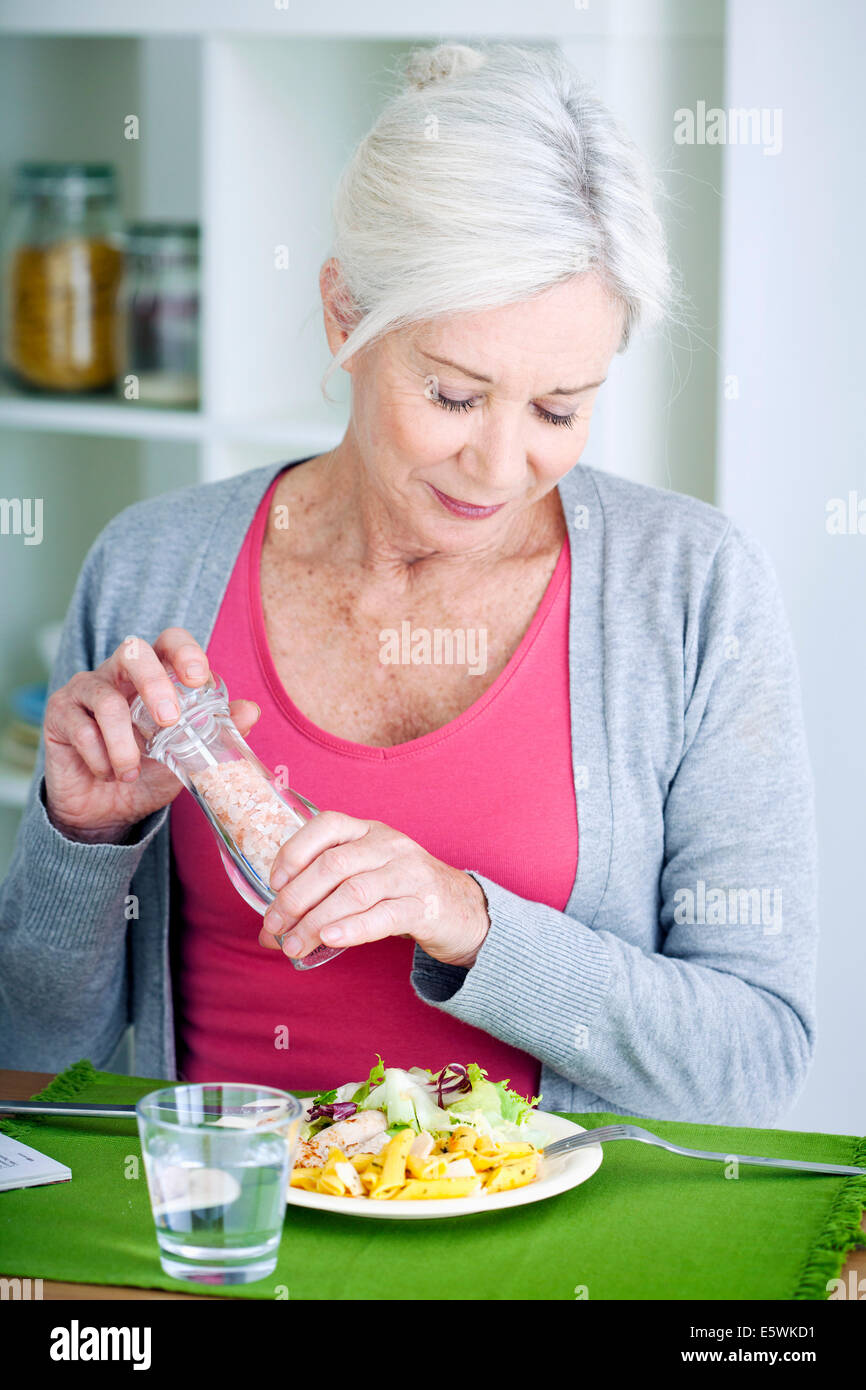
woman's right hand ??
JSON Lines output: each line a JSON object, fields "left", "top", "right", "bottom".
{"left": 43, "top": 627, "right": 260, "bottom": 844}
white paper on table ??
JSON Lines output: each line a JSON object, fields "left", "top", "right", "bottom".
{"left": 0, "top": 1132, "right": 71, "bottom": 1191}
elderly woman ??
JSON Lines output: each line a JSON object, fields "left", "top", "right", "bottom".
{"left": 0, "top": 43, "right": 816, "bottom": 1126}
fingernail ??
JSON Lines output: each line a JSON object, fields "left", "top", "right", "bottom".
{"left": 121, "top": 768, "right": 139, "bottom": 783}
{"left": 264, "top": 909, "right": 284, "bottom": 934}
{"left": 186, "top": 661, "right": 205, "bottom": 678}
{"left": 320, "top": 927, "right": 345, "bottom": 945}
{"left": 157, "top": 699, "right": 178, "bottom": 722}
{"left": 270, "top": 867, "right": 289, "bottom": 892}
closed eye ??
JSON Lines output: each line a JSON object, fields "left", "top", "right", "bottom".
{"left": 432, "top": 393, "right": 576, "bottom": 429}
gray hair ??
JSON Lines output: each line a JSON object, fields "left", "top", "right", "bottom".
{"left": 321, "top": 41, "right": 678, "bottom": 396}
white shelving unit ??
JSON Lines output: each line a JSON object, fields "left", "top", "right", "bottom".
{"left": 0, "top": 2, "right": 724, "bottom": 870}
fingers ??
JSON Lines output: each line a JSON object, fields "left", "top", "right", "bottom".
{"left": 107, "top": 628, "right": 210, "bottom": 730}
{"left": 47, "top": 676, "right": 142, "bottom": 781}
{"left": 45, "top": 699, "right": 114, "bottom": 780}
{"left": 262, "top": 814, "right": 383, "bottom": 938}
{"left": 107, "top": 635, "right": 183, "bottom": 728}
{"left": 152, "top": 628, "right": 211, "bottom": 689}
{"left": 262, "top": 859, "right": 408, "bottom": 946}
{"left": 83, "top": 679, "right": 142, "bottom": 778}
{"left": 280, "top": 897, "right": 414, "bottom": 959}
{"left": 229, "top": 699, "right": 261, "bottom": 737}
{"left": 49, "top": 629, "right": 218, "bottom": 785}
{"left": 268, "top": 810, "right": 374, "bottom": 894}
{"left": 260, "top": 816, "right": 422, "bottom": 960}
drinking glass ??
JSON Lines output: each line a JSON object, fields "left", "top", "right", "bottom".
{"left": 136, "top": 1083, "right": 303, "bottom": 1285}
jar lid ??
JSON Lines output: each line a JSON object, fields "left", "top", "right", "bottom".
{"left": 12, "top": 162, "right": 118, "bottom": 199}
{"left": 125, "top": 221, "right": 200, "bottom": 244}
{"left": 124, "top": 223, "right": 200, "bottom": 268}
{"left": 130, "top": 672, "right": 229, "bottom": 757}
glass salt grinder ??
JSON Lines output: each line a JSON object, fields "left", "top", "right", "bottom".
{"left": 129, "top": 672, "right": 344, "bottom": 970}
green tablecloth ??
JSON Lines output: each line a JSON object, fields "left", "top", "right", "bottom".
{"left": 1, "top": 1059, "right": 864, "bottom": 1300}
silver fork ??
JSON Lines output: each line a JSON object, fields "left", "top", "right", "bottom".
{"left": 542, "top": 1123, "right": 866, "bottom": 1176}
{"left": 0, "top": 1098, "right": 285, "bottom": 1120}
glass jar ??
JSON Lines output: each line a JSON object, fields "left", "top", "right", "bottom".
{"left": 130, "top": 673, "right": 344, "bottom": 971}
{"left": 116, "top": 222, "right": 200, "bottom": 407}
{"left": 1, "top": 162, "right": 124, "bottom": 392}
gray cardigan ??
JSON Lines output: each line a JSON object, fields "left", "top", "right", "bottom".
{"left": 0, "top": 459, "right": 818, "bottom": 1125}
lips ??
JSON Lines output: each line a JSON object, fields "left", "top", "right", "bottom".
{"left": 427, "top": 483, "right": 506, "bottom": 519}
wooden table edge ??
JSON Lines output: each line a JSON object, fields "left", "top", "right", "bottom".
{"left": 2, "top": 1067, "right": 864, "bottom": 1302}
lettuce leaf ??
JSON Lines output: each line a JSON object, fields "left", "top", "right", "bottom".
{"left": 350, "top": 1056, "right": 386, "bottom": 1107}
{"left": 359, "top": 1067, "right": 454, "bottom": 1134}
{"left": 447, "top": 1063, "right": 542, "bottom": 1129}
{"left": 309, "top": 1087, "right": 337, "bottom": 1109}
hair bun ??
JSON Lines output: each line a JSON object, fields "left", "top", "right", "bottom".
{"left": 403, "top": 43, "right": 486, "bottom": 92}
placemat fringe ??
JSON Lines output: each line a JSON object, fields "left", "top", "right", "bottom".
{"left": 792, "top": 1134, "right": 866, "bottom": 1300}
{"left": 0, "top": 1057, "right": 98, "bottom": 1143}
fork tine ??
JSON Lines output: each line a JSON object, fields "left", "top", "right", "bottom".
{"left": 543, "top": 1124, "right": 625, "bottom": 1157}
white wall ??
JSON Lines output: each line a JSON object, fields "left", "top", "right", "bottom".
{"left": 562, "top": 2, "right": 724, "bottom": 501}
{"left": 717, "top": 0, "right": 866, "bottom": 1134}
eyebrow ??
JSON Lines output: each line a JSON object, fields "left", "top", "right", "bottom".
{"left": 420, "top": 351, "right": 607, "bottom": 397}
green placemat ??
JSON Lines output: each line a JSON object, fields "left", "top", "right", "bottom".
{"left": 1, "top": 1060, "right": 864, "bottom": 1300}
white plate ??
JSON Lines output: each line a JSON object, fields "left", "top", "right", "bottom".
{"left": 285, "top": 1113, "right": 602, "bottom": 1220}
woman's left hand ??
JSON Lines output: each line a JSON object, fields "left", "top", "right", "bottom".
{"left": 259, "top": 810, "right": 490, "bottom": 968}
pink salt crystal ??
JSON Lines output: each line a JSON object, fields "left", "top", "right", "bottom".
{"left": 190, "top": 759, "right": 302, "bottom": 883}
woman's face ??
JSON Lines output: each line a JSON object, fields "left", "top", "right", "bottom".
{"left": 327, "top": 269, "right": 625, "bottom": 553}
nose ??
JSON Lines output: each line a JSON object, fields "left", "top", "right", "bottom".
{"left": 458, "top": 414, "right": 528, "bottom": 496}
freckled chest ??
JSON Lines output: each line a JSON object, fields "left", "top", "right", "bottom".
{"left": 259, "top": 539, "right": 562, "bottom": 748}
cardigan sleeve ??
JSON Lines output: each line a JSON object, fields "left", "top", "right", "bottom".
{"left": 411, "top": 523, "right": 819, "bottom": 1127}
{"left": 0, "top": 524, "right": 168, "bottom": 1071}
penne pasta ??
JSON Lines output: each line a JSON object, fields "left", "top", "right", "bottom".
{"left": 483, "top": 1155, "right": 539, "bottom": 1194}
{"left": 447, "top": 1126, "right": 478, "bottom": 1153}
{"left": 290, "top": 1165, "right": 324, "bottom": 1189}
{"left": 394, "top": 1176, "right": 483, "bottom": 1200}
{"left": 316, "top": 1173, "right": 347, "bottom": 1196}
{"left": 369, "top": 1128, "right": 415, "bottom": 1196}
{"left": 407, "top": 1153, "right": 450, "bottom": 1181}
{"left": 349, "top": 1152, "right": 379, "bottom": 1171}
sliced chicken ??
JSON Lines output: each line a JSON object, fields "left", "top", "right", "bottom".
{"left": 295, "top": 1109, "right": 389, "bottom": 1168}
{"left": 443, "top": 1157, "right": 476, "bottom": 1178}
{"left": 334, "top": 1161, "right": 364, "bottom": 1197}
{"left": 355, "top": 1128, "right": 392, "bottom": 1157}
{"left": 410, "top": 1130, "right": 435, "bottom": 1160}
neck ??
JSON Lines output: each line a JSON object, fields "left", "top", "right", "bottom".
{"left": 299, "top": 440, "right": 565, "bottom": 587}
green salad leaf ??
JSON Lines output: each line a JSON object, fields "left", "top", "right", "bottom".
{"left": 446, "top": 1063, "right": 542, "bottom": 1129}
{"left": 350, "top": 1055, "right": 386, "bottom": 1107}
{"left": 309, "top": 1087, "right": 338, "bottom": 1110}
{"left": 358, "top": 1066, "right": 454, "bottom": 1135}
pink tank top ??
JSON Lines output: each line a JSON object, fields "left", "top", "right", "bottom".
{"left": 170, "top": 464, "right": 578, "bottom": 1098}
